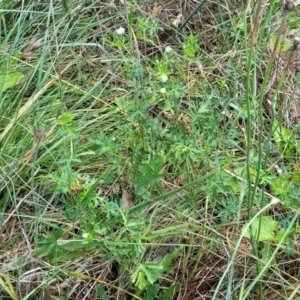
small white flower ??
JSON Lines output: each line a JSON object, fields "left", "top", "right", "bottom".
{"left": 116, "top": 26, "right": 125, "bottom": 35}
{"left": 160, "top": 88, "right": 166, "bottom": 93}
{"left": 160, "top": 75, "right": 168, "bottom": 83}
{"left": 112, "top": 136, "right": 116, "bottom": 141}
{"left": 82, "top": 232, "right": 88, "bottom": 239}
{"left": 275, "top": 165, "right": 282, "bottom": 174}
{"left": 165, "top": 46, "right": 172, "bottom": 52}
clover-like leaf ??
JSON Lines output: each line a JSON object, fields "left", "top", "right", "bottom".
{"left": 0, "top": 67, "right": 24, "bottom": 92}
{"left": 270, "top": 35, "right": 292, "bottom": 53}
{"left": 242, "top": 216, "right": 279, "bottom": 242}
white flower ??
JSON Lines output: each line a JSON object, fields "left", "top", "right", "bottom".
{"left": 116, "top": 26, "right": 125, "bottom": 35}
{"left": 165, "top": 46, "right": 172, "bottom": 52}
{"left": 160, "top": 88, "right": 166, "bottom": 93}
{"left": 160, "top": 75, "right": 168, "bottom": 83}
{"left": 82, "top": 232, "right": 88, "bottom": 239}
{"left": 275, "top": 165, "right": 282, "bottom": 174}
{"left": 112, "top": 136, "right": 116, "bottom": 141}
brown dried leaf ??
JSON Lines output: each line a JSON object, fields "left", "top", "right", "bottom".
{"left": 172, "top": 14, "right": 182, "bottom": 27}
{"left": 21, "top": 38, "right": 43, "bottom": 60}
{"left": 3, "top": 44, "right": 11, "bottom": 53}
{"left": 121, "top": 187, "right": 133, "bottom": 208}
{"left": 28, "top": 38, "right": 43, "bottom": 50}
{"left": 152, "top": 4, "right": 162, "bottom": 16}
{"left": 21, "top": 51, "right": 39, "bottom": 60}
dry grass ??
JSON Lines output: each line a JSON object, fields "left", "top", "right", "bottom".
{"left": 1, "top": 0, "right": 300, "bottom": 299}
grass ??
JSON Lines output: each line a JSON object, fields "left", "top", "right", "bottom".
{"left": 1, "top": 0, "right": 300, "bottom": 299}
